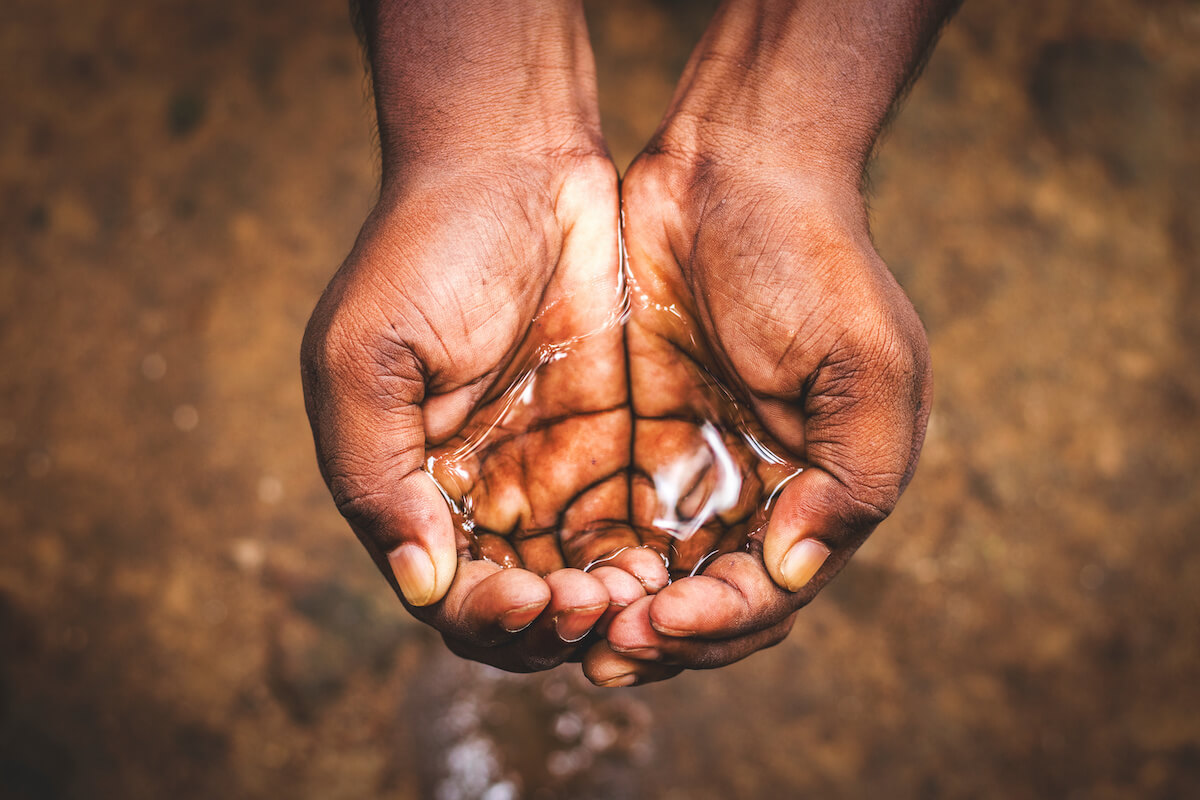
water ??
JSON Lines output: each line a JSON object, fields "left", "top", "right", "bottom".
{"left": 407, "top": 653, "right": 655, "bottom": 800}
{"left": 425, "top": 230, "right": 804, "bottom": 579}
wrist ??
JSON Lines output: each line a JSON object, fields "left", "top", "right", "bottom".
{"left": 648, "top": 107, "right": 866, "bottom": 196}
{"left": 644, "top": 0, "right": 959, "bottom": 187}
{"left": 648, "top": 14, "right": 877, "bottom": 187}
{"left": 364, "top": 1, "right": 606, "bottom": 179}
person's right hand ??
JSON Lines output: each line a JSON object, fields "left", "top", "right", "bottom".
{"left": 301, "top": 0, "right": 677, "bottom": 675}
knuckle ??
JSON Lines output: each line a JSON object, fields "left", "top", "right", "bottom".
{"left": 327, "top": 468, "right": 394, "bottom": 528}
{"left": 812, "top": 317, "right": 922, "bottom": 416}
{"left": 323, "top": 446, "right": 422, "bottom": 529}
{"left": 840, "top": 472, "right": 903, "bottom": 528}
{"left": 853, "top": 318, "right": 917, "bottom": 390}
{"left": 301, "top": 304, "right": 364, "bottom": 384}
{"left": 877, "top": 331, "right": 918, "bottom": 382}
{"left": 306, "top": 305, "right": 426, "bottom": 405}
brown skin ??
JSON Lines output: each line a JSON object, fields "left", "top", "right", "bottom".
{"left": 302, "top": 1, "right": 652, "bottom": 673}
{"left": 302, "top": 152, "right": 650, "bottom": 673}
{"left": 587, "top": 0, "right": 954, "bottom": 686}
{"left": 303, "top": 0, "right": 954, "bottom": 682}
{"left": 588, "top": 153, "right": 933, "bottom": 685}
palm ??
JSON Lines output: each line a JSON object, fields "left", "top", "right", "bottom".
{"left": 575, "top": 156, "right": 930, "bottom": 685}
{"left": 621, "top": 165, "right": 813, "bottom": 575}
{"left": 428, "top": 179, "right": 806, "bottom": 582}
{"left": 424, "top": 274, "right": 636, "bottom": 576}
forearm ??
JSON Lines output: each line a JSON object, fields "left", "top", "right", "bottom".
{"left": 653, "top": 0, "right": 962, "bottom": 185}
{"left": 356, "top": 0, "right": 605, "bottom": 180}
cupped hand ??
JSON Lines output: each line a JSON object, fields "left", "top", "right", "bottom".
{"left": 301, "top": 154, "right": 667, "bottom": 672}
{"left": 585, "top": 149, "right": 932, "bottom": 686}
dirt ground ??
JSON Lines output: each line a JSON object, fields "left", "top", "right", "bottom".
{"left": 1, "top": 1, "right": 1198, "bottom": 798}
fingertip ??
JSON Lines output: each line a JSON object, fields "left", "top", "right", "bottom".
{"left": 581, "top": 642, "right": 633, "bottom": 687}
{"left": 414, "top": 471, "right": 460, "bottom": 603}
{"left": 606, "top": 546, "right": 670, "bottom": 593}
{"left": 388, "top": 543, "right": 437, "bottom": 607}
{"left": 456, "top": 567, "right": 551, "bottom": 641}
{"left": 582, "top": 641, "right": 682, "bottom": 688}
{"left": 605, "top": 595, "right": 663, "bottom": 658}
{"left": 776, "top": 538, "right": 831, "bottom": 593}
{"left": 545, "top": 568, "right": 609, "bottom": 610}
{"left": 763, "top": 469, "right": 839, "bottom": 593}
{"left": 379, "top": 470, "right": 459, "bottom": 605}
{"left": 647, "top": 575, "right": 743, "bottom": 637}
{"left": 590, "top": 565, "right": 647, "bottom": 636}
{"left": 544, "top": 568, "right": 609, "bottom": 643}
{"left": 591, "top": 565, "right": 647, "bottom": 608}
{"left": 649, "top": 553, "right": 794, "bottom": 639}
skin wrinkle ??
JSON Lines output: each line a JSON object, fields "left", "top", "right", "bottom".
{"left": 533, "top": 472, "right": 630, "bottom": 542}
{"left": 394, "top": 297, "right": 456, "bottom": 375}
{"left": 429, "top": 298, "right": 789, "bottom": 572}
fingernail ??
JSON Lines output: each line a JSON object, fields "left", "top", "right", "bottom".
{"left": 597, "top": 673, "right": 637, "bottom": 688}
{"left": 609, "top": 645, "right": 660, "bottom": 660}
{"left": 780, "top": 538, "right": 831, "bottom": 592}
{"left": 388, "top": 543, "right": 436, "bottom": 606}
{"left": 649, "top": 620, "right": 694, "bottom": 637}
{"left": 555, "top": 609, "right": 602, "bottom": 643}
{"left": 500, "top": 601, "right": 544, "bottom": 633}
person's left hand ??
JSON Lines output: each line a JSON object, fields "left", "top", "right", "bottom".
{"left": 583, "top": 146, "right": 933, "bottom": 687}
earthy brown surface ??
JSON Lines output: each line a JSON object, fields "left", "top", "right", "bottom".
{"left": 2, "top": 1, "right": 1199, "bottom": 797}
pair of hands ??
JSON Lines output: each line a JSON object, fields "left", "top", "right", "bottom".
{"left": 301, "top": 0, "right": 939, "bottom": 687}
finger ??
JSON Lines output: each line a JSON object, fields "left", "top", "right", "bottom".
{"left": 589, "top": 565, "right": 648, "bottom": 635}
{"left": 644, "top": 552, "right": 794, "bottom": 639}
{"left": 658, "top": 615, "right": 796, "bottom": 671}
{"left": 379, "top": 471, "right": 461, "bottom": 606}
{"left": 303, "top": 330, "right": 459, "bottom": 607}
{"left": 336, "top": 462, "right": 461, "bottom": 609}
{"left": 762, "top": 468, "right": 865, "bottom": 596}
{"left": 582, "top": 640, "right": 682, "bottom": 688}
{"left": 440, "top": 568, "right": 608, "bottom": 674}
{"left": 427, "top": 560, "right": 550, "bottom": 647}
{"left": 606, "top": 596, "right": 798, "bottom": 671}
{"left": 762, "top": 316, "right": 931, "bottom": 594}
{"left": 591, "top": 546, "right": 670, "bottom": 594}
{"left": 491, "top": 568, "right": 608, "bottom": 674}
{"left": 604, "top": 595, "right": 671, "bottom": 661}
{"left": 591, "top": 566, "right": 647, "bottom": 608}
{"left": 541, "top": 568, "right": 609, "bottom": 645}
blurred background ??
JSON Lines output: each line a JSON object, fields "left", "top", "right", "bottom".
{"left": 1, "top": 0, "right": 1198, "bottom": 797}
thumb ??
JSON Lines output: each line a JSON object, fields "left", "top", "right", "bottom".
{"left": 363, "top": 469, "right": 459, "bottom": 608}
{"left": 303, "top": 334, "right": 458, "bottom": 608}
{"left": 761, "top": 328, "right": 931, "bottom": 595}
{"left": 762, "top": 468, "right": 871, "bottom": 595}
